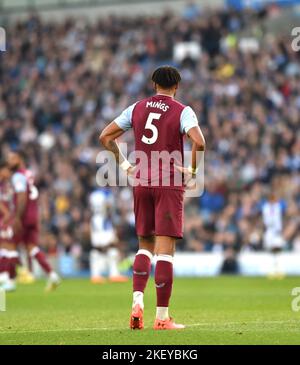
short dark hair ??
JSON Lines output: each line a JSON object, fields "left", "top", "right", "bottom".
{"left": 151, "top": 66, "right": 181, "bottom": 89}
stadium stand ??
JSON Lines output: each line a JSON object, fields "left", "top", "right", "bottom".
{"left": 0, "top": 2, "right": 299, "bottom": 273}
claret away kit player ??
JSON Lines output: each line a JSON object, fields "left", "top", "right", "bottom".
{"left": 7, "top": 151, "right": 60, "bottom": 292}
{"left": 100, "top": 66, "right": 205, "bottom": 330}
{"left": 0, "top": 160, "right": 18, "bottom": 291}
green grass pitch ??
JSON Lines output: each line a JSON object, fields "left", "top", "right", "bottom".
{"left": 0, "top": 276, "right": 299, "bottom": 345}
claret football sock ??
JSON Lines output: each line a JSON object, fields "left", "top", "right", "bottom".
{"left": 0, "top": 249, "right": 9, "bottom": 273}
{"left": 27, "top": 253, "right": 33, "bottom": 273}
{"left": 0, "top": 249, "right": 10, "bottom": 284}
{"left": 132, "top": 249, "right": 153, "bottom": 308}
{"left": 30, "top": 247, "right": 52, "bottom": 275}
{"left": 155, "top": 254, "right": 174, "bottom": 318}
{"left": 8, "top": 252, "right": 19, "bottom": 280}
{"left": 0, "top": 250, "right": 19, "bottom": 279}
{"left": 8, "top": 258, "right": 18, "bottom": 279}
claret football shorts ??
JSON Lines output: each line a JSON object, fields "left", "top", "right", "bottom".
{"left": 14, "top": 224, "right": 39, "bottom": 246}
{"left": 133, "top": 186, "right": 184, "bottom": 238}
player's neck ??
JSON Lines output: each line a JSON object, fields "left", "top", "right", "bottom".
{"left": 155, "top": 87, "right": 175, "bottom": 98}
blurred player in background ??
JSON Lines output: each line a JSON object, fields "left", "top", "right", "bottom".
{"left": 100, "top": 66, "right": 205, "bottom": 330}
{"left": 7, "top": 150, "right": 61, "bottom": 292}
{"left": 262, "top": 191, "right": 287, "bottom": 279}
{"left": 0, "top": 160, "right": 19, "bottom": 292}
{"left": 89, "top": 188, "right": 128, "bottom": 283}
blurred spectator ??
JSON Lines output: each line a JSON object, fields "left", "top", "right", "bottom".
{"left": 0, "top": 6, "right": 299, "bottom": 266}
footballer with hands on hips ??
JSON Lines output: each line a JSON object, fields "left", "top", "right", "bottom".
{"left": 100, "top": 66, "right": 205, "bottom": 330}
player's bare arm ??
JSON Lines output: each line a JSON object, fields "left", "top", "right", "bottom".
{"left": 99, "top": 122, "right": 135, "bottom": 175}
{"left": 176, "top": 125, "right": 206, "bottom": 182}
{"left": 188, "top": 125, "right": 206, "bottom": 162}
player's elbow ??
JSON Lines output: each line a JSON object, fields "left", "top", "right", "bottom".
{"left": 194, "top": 138, "right": 206, "bottom": 151}
{"left": 188, "top": 127, "right": 206, "bottom": 151}
{"left": 200, "top": 140, "right": 206, "bottom": 151}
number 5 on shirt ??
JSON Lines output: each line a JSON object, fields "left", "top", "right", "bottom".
{"left": 141, "top": 112, "right": 161, "bottom": 145}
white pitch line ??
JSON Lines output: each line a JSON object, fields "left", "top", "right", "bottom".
{"left": 188, "top": 319, "right": 299, "bottom": 327}
{"left": 0, "top": 327, "right": 112, "bottom": 335}
{"left": 0, "top": 319, "right": 298, "bottom": 335}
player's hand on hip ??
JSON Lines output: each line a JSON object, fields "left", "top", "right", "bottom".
{"left": 174, "top": 165, "right": 189, "bottom": 175}
{"left": 174, "top": 165, "right": 196, "bottom": 190}
{"left": 127, "top": 165, "right": 136, "bottom": 177}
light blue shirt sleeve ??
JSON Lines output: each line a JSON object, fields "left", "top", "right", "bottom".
{"left": 180, "top": 106, "right": 199, "bottom": 134}
{"left": 12, "top": 172, "right": 27, "bottom": 193}
{"left": 114, "top": 103, "right": 137, "bottom": 131}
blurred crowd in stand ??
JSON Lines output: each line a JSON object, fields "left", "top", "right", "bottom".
{"left": 1, "top": 3, "right": 299, "bottom": 271}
